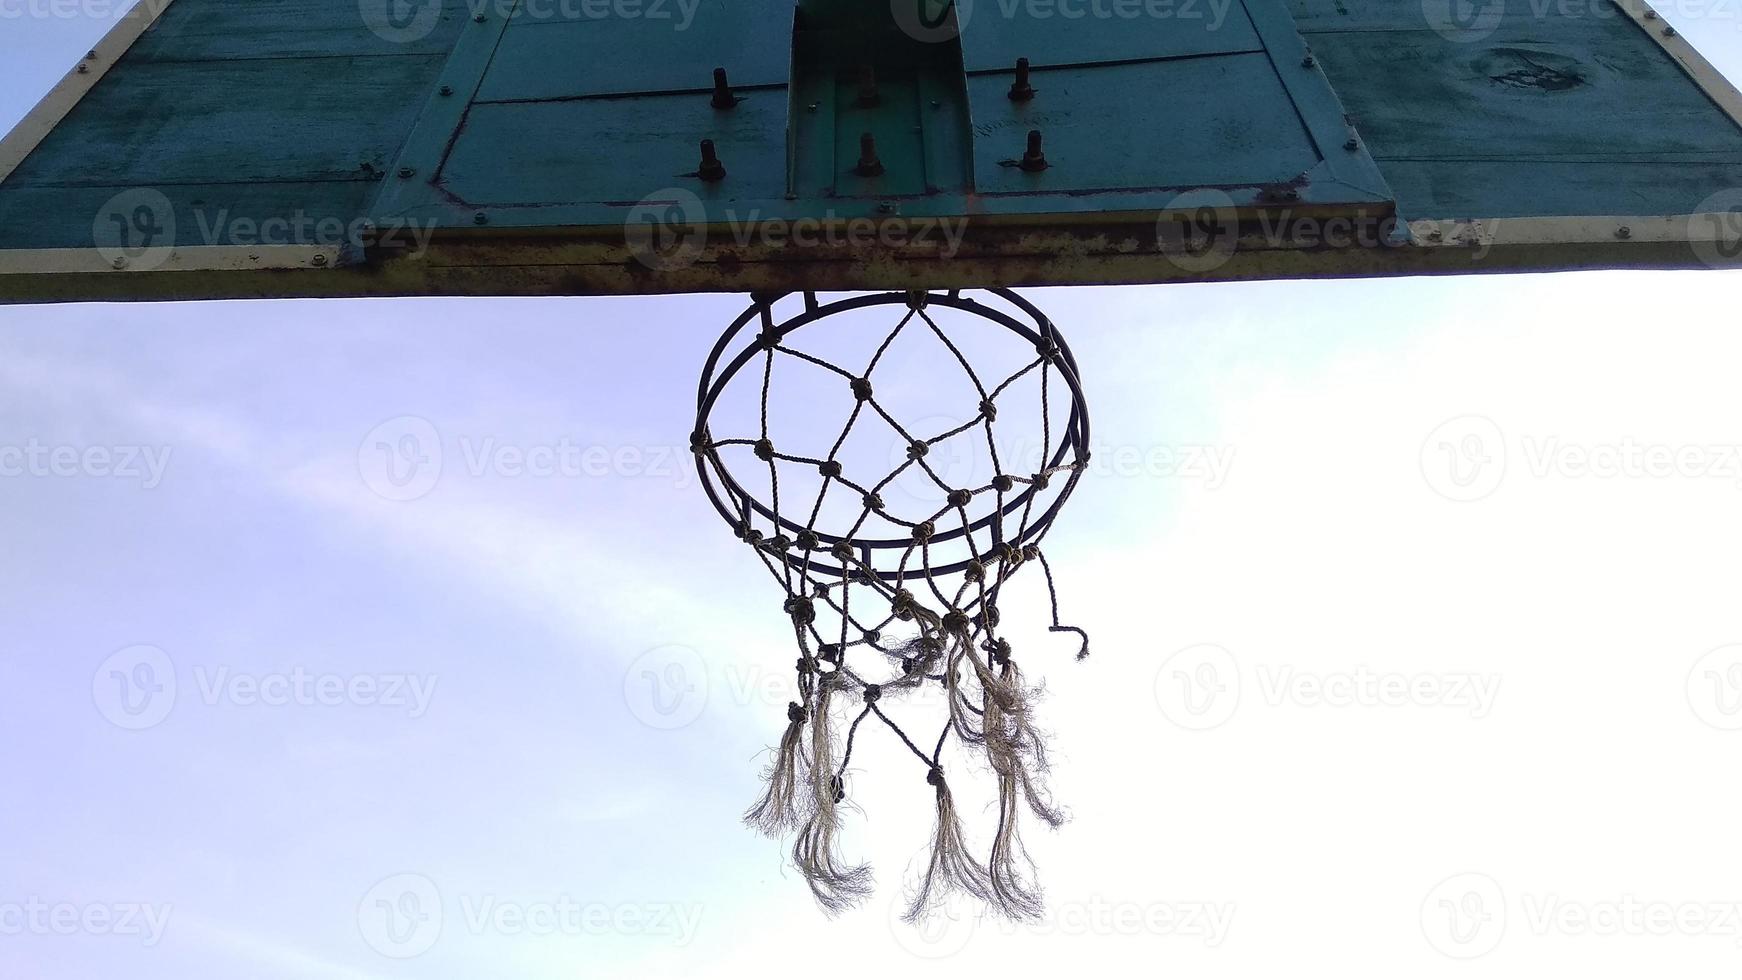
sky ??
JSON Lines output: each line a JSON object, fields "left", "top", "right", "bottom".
{"left": 4, "top": 5, "right": 1742, "bottom": 980}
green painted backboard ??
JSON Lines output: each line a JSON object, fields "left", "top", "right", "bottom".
{"left": 2, "top": 0, "right": 1741, "bottom": 302}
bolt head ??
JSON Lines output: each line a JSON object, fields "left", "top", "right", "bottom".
{"left": 398, "top": 166, "right": 416, "bottom": 179}
{"left": 473, "top": 211, "right": 488, "bottom": 225}
{"left": 311, "top": 253, "right": 329, "bottom": 267}
{"left": 111, "top": 256, "right": 127, "bottom": 270}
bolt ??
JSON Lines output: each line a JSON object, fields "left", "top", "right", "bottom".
{"left": 76, "top": 64, "right": 89, "bottom": 74}
{"left": 877, "top": 202, "right": 894, "bottom": 214}
{"left": 111, "top": 256, "right": 127, "bottom": 270}
{"left": 311, "top": 253, "right": 329, "bottom": 267}
{"left": 87, "top": 50, "right": 97, "bottom": 59}
{"left": 711, "top": 67, "right": 736, "bottom": 109}
{"left": 1008, "top": 57, "right": 1035, "bottom": 102}
{"left": 1020, "top": 129, "right": 1047, "bottom": 172}
{"left": 1645, "top": 8, "right": 1658, "bottom": 16}
{"left": 1302, "top": 54, "right": 1316, "bottom": 68}
{"left": 856, "top": 133, "right": 885, "bottom": 177}
{"left": 1663, "top": 25, "right": 1676, "bottom": 36}
{"left": 698, "top": 139, "right": 726, "bottom": 181}
{"left": 474, "top": 211, "right": 488, "bottom": 225}
{"left": 439, "top": 85, "right": 453, "bottom": 97}
{"left": 1615, "top": 225, "right": 1632, "bottom": 239}
{"left": 807, "top": 102, "right": 819, "bottom": 112}
{"left": 473, "top": 12, "right": 486, "bottom": 21}
{"left": 1344, "top": 136, "right": 1360, "bottom": 151}
{"left": 398, "top": 166, "right": 415, "bottom": 179}
{"left": 857, "top": 63, "right": 879, "bottom": 107}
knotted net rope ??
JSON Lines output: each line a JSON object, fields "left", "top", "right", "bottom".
{"left": 691, "top": 289, "right": 1091, "bottom": 921}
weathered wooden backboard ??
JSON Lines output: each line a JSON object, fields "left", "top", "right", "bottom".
{"left": 2, "top": 0, "right": 1741, "bottom": 302}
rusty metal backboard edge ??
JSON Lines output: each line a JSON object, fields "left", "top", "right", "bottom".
{"left": 1, "top": 214, "right": 1737, "bottom": 304}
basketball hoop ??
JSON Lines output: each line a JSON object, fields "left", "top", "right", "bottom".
{"left": 691, "top": 289, "right": 1092, "bottom": 920}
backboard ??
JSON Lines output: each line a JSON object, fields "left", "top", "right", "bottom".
{"left": 3, "top": 0, "right": 1742, "bottom": 302}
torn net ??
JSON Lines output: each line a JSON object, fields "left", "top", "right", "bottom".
{"left": 691, "top": 290, "right": 1091, "bottom": 921}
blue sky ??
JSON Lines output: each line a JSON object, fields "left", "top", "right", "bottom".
{"left": 5, "top": 7, "right": 1742, "bottom": 980}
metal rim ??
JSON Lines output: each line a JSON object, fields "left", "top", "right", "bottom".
{"left": 692, "top": 289, "right": 1090, "bottom": 582}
